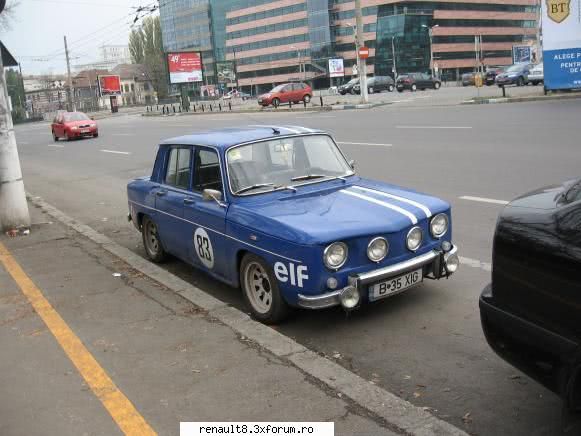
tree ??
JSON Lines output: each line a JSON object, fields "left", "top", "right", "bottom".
{"left": 5, "top": 68, "right": 24, "bottom": 120}
{"left": 127, "top": 16, "right": 167, "bottom": 98}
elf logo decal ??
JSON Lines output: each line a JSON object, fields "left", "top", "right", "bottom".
{"left": 274, "top": 262, "right": 309, "bottom": 288}
{"left": 194, "top": 227, "right": 214, "bottom": 269}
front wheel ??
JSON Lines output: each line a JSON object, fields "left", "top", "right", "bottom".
{"left": 411, "top": 84, "right": 417, "bottom": 92}
{"left": 434, "top": 81, "right": 441, "bottom": 90}
{"left": 388, "top": 84, "right": 394, "bottom": 92}
{"left": 142, "top": 216, "right": 168, "bottom": 263}
{"left": 240, "top": 253, "right": 290, "bottom": 324}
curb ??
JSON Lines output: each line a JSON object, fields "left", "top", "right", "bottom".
{"left": 27, "top": 194, "right": 469, "bottom": 436}
{"left": 462, "top": 93, "right": 581, "bottom": 105}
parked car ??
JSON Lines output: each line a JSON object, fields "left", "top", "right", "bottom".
{"left": 528, "top": 64, "right": 544, "bottom": 85}
{"left": 396, "top": 73, "right": 441, "bottom": 92}
{"left": 480, "top": 178, "right": 581, "bottom": 428}
{"left": 127, "top": 126, "right": 459, "bottom": 323}
{"left": 462, "top": 72, "right": 476, "bottom": 87}
{"left": 338, "top": 78, "right": 359, "bottom": 95}
{"left": 485, "top": 66, "right": 506, "bottom": 86}
{"left": 495, "top": 64, "right": 533, "bottom": 87}
{"left": 51, "top": 111, "right": 98, "bottom": 141}
{"left": 258, "top": 83, "right": 311, "bottom": 107}
{"left": 353, "top": 76, "right": 395, "bottom": 94}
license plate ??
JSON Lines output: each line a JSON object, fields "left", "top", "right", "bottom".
{"left": 81, "top": 129, "right": 90, "bottom": 133}
{"left": 369, "top": 269, "right": 423, "bottom": 302}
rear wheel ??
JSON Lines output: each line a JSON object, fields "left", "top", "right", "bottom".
{"left": 388, "top": 84, "right": 394, "bottom": 92}
{"left": 142, "top": 216, "right": 167, "bottom": 263}
{"left": 240, "top": 253, "right": 290, "bottom": 324}
{"left": 303, "top": 94, "right": 311, "bottom": 103}
{"left": 272, "top": 98, "right": 280, "bottom": 108}
{"left": 368, "top": 86, "right": 374, "bottom": 94}
{"left": 411, "top": 84, "right": 417, "bottom": 92}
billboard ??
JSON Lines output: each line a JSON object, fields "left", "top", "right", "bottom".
{"left": 167, "top": 51, "right": 203, "bottom": 84}
{"left": 98, "top": 75, "right": 121, "bottom": 96}
{"left": 542, "top": 0, "right": 581, "bottom": 89}
{"left": 328, "top": 58, "right": 345, "bottom": 78}
{"left": 512, "top": 45, "right": 532, "bottom": 64}
{"left": 216, "top": 61, "right": 236, "bottom": 84}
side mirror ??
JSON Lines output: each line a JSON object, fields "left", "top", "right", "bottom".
{"left": 348, "top": 159, "right": 356, "bottom": 170}
{"left": 202, "top": 188, "right": 223, "bottom": 202}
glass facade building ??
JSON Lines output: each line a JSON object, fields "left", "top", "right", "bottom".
{"left": 159, "top": 0, "right": 539, "bottom": 92}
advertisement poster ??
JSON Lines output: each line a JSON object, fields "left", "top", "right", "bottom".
{"left": 328, "top": 58, "right": 345, "bottom": 78}
{"left": 167, "top": 52, "right": 203, "bottom": 84}
{"left": 512, "top": 45, "right": 532, "bottom": 64}
{"left": 97, "top": 75, "right": 122, "bottom": 96}
{"left": 216, "top": 61, "right": 236, "bottom": 84}
{"left": 542, "top": 0, "right": 581, "bottom": 89}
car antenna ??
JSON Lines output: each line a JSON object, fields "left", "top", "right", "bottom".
{"left": 271, "top": 127, "right": 280, "bottom": 135}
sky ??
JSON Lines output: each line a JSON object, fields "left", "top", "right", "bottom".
{"left": 2, "top": 0, "right": 158, "bottom": 76}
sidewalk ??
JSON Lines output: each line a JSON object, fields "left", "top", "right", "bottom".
{"left": 0, "top": 203, "right": 396, "bottom": 436}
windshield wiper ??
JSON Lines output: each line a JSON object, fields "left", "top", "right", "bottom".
{"left": 234, "top": 183, "right": 274, "bottom": 195}
{"left": 290, "top": 174, "right": 326, "bottom": 182}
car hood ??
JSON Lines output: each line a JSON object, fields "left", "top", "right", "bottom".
{"left": 228, "top": 179, "right": 450, "bottom": 245}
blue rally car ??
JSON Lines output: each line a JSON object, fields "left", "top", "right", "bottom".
{"left": 127, "top": 126, "right": 459, "bottom": 323}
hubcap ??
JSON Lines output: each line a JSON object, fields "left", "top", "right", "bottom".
{"left": 145, "top": 221, "right": 160, "bottom": 255}
{"left": 244, "top": 262, "right": 272, "bottom": 314}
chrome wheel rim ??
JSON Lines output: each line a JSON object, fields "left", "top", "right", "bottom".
{"left": 244, "top": 261, "right": 272, "bottom": 314}
{"left": 145, "top": 220, "right": 160, "bottom": 256}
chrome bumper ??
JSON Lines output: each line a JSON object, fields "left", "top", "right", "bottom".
{"left": 297, "top": 245, "right": 458, "bottom": 309}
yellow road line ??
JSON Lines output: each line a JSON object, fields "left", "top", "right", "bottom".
{"left": 0, "top": 241, "right": 157, "bottom": 436}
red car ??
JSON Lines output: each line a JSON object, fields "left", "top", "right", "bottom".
{"left": 51, "top": 111, "right": 98, "bottom": 141}
{"left": 258, "top": 82, "right": 312, "bottom": 107}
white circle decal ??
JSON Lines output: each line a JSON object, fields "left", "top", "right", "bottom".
{"left": 193, "top": 227, "right": 214, "bottom": 269}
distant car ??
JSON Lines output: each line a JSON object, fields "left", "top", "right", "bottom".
{"left": 480, "top": 178, "right": 581, "bottom": 427}
{"left": 258, "top": 83, "right": 312, "bottom": 107}
{"left": 51, "top": 111, "right": 98, "bottom": 141}
{"left": 224, "top": 90, "right": 251, "bottom": 101}
{"left": 396, "top": 73, "right": 441, "bottom": 92}
{"left": 353, "top": 76, "right": 395, "bottom": 94}
{"left": 338, "top": 78, "right": 359, "bottom": 95}
{"left": 528, "top": 64, "right": 544, "bottom": 85}
{"left": 462, "top": 72, "right": 476, "bottom": 87}
{"left": 485, "top": 66, "right": 506, "bottom": 86}
{"left": 495, "top": 64, "right": 533, "bottom": 87}
{"left": 127, "top": 126, "right": 459, "bottom": 323}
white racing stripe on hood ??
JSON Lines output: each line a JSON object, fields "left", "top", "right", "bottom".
{"left": 341, "top": 190, "right": 418, "bottom": 225}
{"left": 351, "top": 186, "right": 432, "bottom": 218}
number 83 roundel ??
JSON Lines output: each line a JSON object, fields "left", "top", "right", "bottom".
{"left": 193, "top": 227, "right": 214, "bottom": 269}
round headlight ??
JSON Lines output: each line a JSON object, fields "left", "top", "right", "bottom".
{"left": 430, "top": 213, "right": 449, "bottom": 238}
{"left": 406, "top": 227, "right": 423, "bottom": 252}
{"left": 445, "top": 253, "right": 460, "bottom": 274}
{"left": 323, "top": 242, "right": 348, "bottom": 270}
{"left": 367, "top": 237, "right": 388, "bottom": 262}
{"left": 339, "top": 286, "right": 360, "bottom": 310}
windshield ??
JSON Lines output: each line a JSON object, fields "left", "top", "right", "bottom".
{"left": 506, "top": 65, "right": 524, "bottom": 73}
{"left": 270, "top": 84, "right": 285, "bottom": 93}
{"left": 64, "top": 112, "right": 90, "bottom": 122}
{"left": 346, "top": 79, "right": 358, "bottom": 85}
{"left": 227, "top": 135, "right": 353, "bottom": 195}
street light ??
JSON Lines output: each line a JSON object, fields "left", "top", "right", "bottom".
{"left": 421, "top": 24, "right": 439, "bottom": 77}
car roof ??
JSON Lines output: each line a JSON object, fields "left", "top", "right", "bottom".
{"left": 160, "top": 126, "right": 325, "bottom": 149}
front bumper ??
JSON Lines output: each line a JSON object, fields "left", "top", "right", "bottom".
{"left": 298, "top": 245, "right": 458, "bottom": 309}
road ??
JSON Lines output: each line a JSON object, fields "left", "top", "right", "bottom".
{"left": 14, "top": 98, "right": 581, "bottom": 435}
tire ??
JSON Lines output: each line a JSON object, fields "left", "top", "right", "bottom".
{"left": 240, "top": 253, "right": 290, "bottom": 324}
{"left": 303, "top": 94, "right": 311, "bottom": 103}
{"left": 350, "top": 89, "right": 356, "bottom": 95}
{"left": 411, "top": 84, "right": 417, "bottom": 92}
{"left": 272, "top": 98, "right": 280, "bottom": 108}
{"left": 142, "top": 216, "right": 168, "bottom": 263}
{"left": 434, "top": 81, "right": 441, "bottom": 90}
{"left": 52, "top": 131, "right": 58, "bottom": 142}
{"left": 388, "top": 84, "right": 394, "bottom": 92}
{"left": 93, "top": 132, "right": 99, "bottom": 138}
{"left": 368, "top": 87, "right": 374, "bottom": 94}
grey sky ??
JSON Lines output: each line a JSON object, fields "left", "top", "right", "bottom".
{"left": 2, "top": 0, "right": 157, "bottom": 75}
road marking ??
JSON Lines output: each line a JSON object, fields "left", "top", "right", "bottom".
{"left": 295, "top": 115, "right": 336, "bottom": 119}
{"left": 459, "top": 256, "right": 492, "bottom": 272}
{"left": 396, "top": 125, "right": 472, "bottom": 129}
{"left": 48, "top": 144, "right": 65, "bottom": 148}
{"left": 459, "top": 195, "right": 509, "bottom": 205}
{"left": 101, "top": 149, "right": 131, "bottom": 155}
{"left": 338, "top": 141, "right": 392, "bottom": 147}
{"left": 0, "top": 241, "right": 157, "bottom": 436}
{"left": 111, "top": 133, "right": 133, "bottom": 136}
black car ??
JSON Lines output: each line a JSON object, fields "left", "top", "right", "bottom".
{"left": 353, "top": 76, "right": 395, "bottom": 94}
{"left": 485, "top": 66, "right": 505, "bottom": 86}
{"left": 480, "top": 178, "right": 581, "bottom": 429}
{"left": 396, "top": 73, "right": 441, "bottom": 92}
{"left": 338, "top": 78, "right": 359, "bottom": 95}
{"left": 461, "top": 72, "right": 476, "bottom": 87}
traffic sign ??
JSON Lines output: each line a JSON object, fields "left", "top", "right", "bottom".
{"left": 358, "top": 47, "right": 369, "bottom": 59}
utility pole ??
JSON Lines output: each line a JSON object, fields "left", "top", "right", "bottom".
{"left": 354, "top": 0, "right": 368, "bottom": 103}
{"left": 0, "top": 53, "right": 31, "bottom": 232}
{"left": 64, "top": 35, "right": 76, "bottom": 111}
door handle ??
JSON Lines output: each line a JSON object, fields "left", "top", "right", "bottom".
{"left": 155, "top": 190, "right": 167, "bottom": 197}
{"left": 183, "top": 197, "right": 195, "bottom": 205}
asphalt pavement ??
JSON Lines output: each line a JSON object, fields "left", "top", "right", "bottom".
{"left": 12, "top": 97, "right": 581, "bottom": 435}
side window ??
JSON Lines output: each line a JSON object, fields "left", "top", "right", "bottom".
{"left": 283, "top": 84, "right": 293, "bottom": 92}
{"left": 164, "top": 147, "right": 192, "bottom": 189}
{"left": 194, "top": 148, "right": 223, "bottom": 192}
